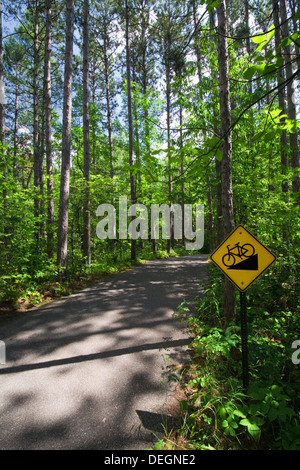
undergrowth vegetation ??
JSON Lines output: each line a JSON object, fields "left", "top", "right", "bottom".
{"left": 0, "top": 245, "right": 185, "bottom": 313}
{"left": 156, "top": 261, "right": 300, "bottom": 451}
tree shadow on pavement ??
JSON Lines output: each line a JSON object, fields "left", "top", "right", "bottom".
{"left": 0, "top": 254, "right": 208, "bottom": 449}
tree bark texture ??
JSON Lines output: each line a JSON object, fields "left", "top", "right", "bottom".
{"left": 217, "top": 0, "right": 236, "bottom": 322}
{"left": 33, "top": 0, "right": 40, "bottom": 241}
{"left": 165, "top": 39, "right": 174, "bottom": 253}
{"left": 83, "top": 0, "right": 91, "bottom": 266}
{"left": 209, "top": 10, "right": 223, "bottom": 247}
{"left": 57, "top": 0, "right": 74, "bottom": 272}
{"left": 44, "top": 0, "right": 54, "bottom": 258}
{"left": 125, "top": 0, "right": 137, "bottom": 262}
{"left": 280, "top": 0, "right": 300, "bottom": 200}
{"left": 0, "top": 0, "right": 7, "bottom": 202}
{"left": 272, "top": 0, "right": 289, "bottom": 195}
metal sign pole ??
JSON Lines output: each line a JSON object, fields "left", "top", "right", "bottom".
{"left": 209, "top": 224, "right": 277, "bottom": 395}
{"left": 240, "top": 292, "right": 249, "bottom": 392}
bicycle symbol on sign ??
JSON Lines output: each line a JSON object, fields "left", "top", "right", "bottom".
{"left": 222, "top": 242, "right": 255, "bottom": 268}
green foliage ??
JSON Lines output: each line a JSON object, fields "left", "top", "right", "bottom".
{"left": 158, "top": 249, "right": 299, "bottom": 450}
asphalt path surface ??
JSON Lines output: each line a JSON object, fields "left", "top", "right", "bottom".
{"left": 0, "top": 254, "right": 208, "bottom": 450}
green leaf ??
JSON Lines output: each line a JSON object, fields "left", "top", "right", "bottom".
{"left": 233, "top": 409, "right": 247, "bottom": 419}
{"left": 207, "top": 0, "right": 220, "bottom": 13}
{"left": 228, "top": 427, "right": 237, "bottom": 437}
{"left": 153, "top": 441, "right": 164, "bottom": 450}
{"left": 275, "top": 54, "right": 284, "bottom": 67}
{"left": 243, "top": 66, "right": 256, "bottom": 80}
{"left": 253, "top": 416, "right": 265, "bottom": 426}
{"left": 252, "top": 25, "right": 275, "bottom": 45}
{"left": 169, "top": 154, "right": 180, "bottom": 164}
{"left": 215, "top": 148, "right": 223, "bottom": 161}
{"left": 240, "top": 419, "right": 261, "bottom": 441}
{"left": 255, "top": 63, "right": 267, "bottom": 74}
{"left": 248, "top": 423, "right": 261, "bottom": 441}
{"left": 240, "top": 418, "right": 251, "bottom": 427}
{"left": 280, "top": 37, "right": 292, "bottom": 47}
{"left": 254, "top": 54, "right": 266, "bottom": 62}
{"left": 244, "top": 62, "right": 270, "bottom": 79}
{"left": 295, "top": 8, "right": 300, "bottom": 21}
{"left": 252, "top": 32, "right": 267, "bottom": 44}
{"left": 219, "top": 407, "right": 227, "bottom": 419}
{"left": 255, "top": 40, "right": 269, "bottom": 52}
{"left": 291, "top": 31, "right": 300, "bottom": 41}
{"left": 264, "top": 131, "right": 276, "bottom": 142}
{"left": 266, "top": 24, "right": 275, "bottom": 41}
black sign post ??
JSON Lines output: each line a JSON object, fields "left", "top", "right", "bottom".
{"left": 240, "top": 292, "right": 249, "bottom": 392}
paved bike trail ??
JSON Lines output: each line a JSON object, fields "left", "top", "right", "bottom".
{"left": 0, "top": 254, "right": 208, "bottom": 450}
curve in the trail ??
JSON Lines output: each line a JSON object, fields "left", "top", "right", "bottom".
{"left": 0, "top": 254, "right": 208, "bottom": 450}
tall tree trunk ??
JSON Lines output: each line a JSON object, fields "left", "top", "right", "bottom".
{"left": 166, "top": 57, "right": 173, "bottom": 253}
{"left": 39, "top": 99, "right": 45, "bottom": 239}
{"left": 217, "top": 0, "right": 236, "bottom": 323}
{"left": 90, "top": 53, "right": 96, "bottom": 166}
{"left": 103, "top": 16, "right": 115, "bottom": 251}
{"left": 33, "top": 0, "right": 40, "bottom": 242}
{"left": 13, "top": 65, "right": 19, "bottom": 182}
{"left": 140, "top": 4, "right": 156, "bottom": 254}
{"left": 103, "top": 20, "right": 114, "bottom": 186}
{"left": 192, "top": 0, "right": 202, "bottom": 83}
{"left": 280, "top": 0, "right": 300, "bottom": 201}
{"left": 290, "top": 0, "right": 300, "bottom": 73}
{"left": 194, "top": 5, "right": 214, "bottom": 250}
{"left": 207, "top": 175, "right": 214, "bottom": 253}
{"left": 125, "top": 0, "right": 136, "bottom": 262}
{"left": 209, "top": 10, "right": 223, "bottom": 246}
{"left": 44, "top": 0, "right": 54, "bottom": 258}
{"left": 0, "top": 0, "right": 8, "bottom": 204}
{"left": 103, "top": 16, "right": 116, "bottom": 253}
{"left": 244, "top": 0, "right": 251, "bottom": 59}
{"left": 273, "top": 0, "right": 289, "bottom": 195}
{"left": 179, "top": 98, "right": 185, "bottom": 246}
{"left": 57, "top": 0, "right": 75, "bottom": 274}
{"left": 83, "top": 0, "right": 91, "bottom": 266}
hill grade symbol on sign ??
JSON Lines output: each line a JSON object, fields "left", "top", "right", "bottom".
{"left": 209, "top": 225, "right": 277, "bottom": 292}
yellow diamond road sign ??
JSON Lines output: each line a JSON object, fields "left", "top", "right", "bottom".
{"left": 209, "top": 225, "right": 276, "bottom": 292}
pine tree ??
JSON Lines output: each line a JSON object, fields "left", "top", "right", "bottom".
{"left": 0, "top": 0, "right": 8, "bottom": 203}
{"left": 125, "top": 0, "right": 137, "bottom": 261}
{"left": 280, "top": 0, "right": 300, "bottom": 200}
{"left": 217, "top": 0, "right": 236, "bottom": 322}
{"left": 82, "top": 0, "right": 91, "bottom": 266}
{"left": 44, "top": 0, "right": 54, "bottom": 258}
{"left": 57, "top": 0, "right": 75, "bottom": 274}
